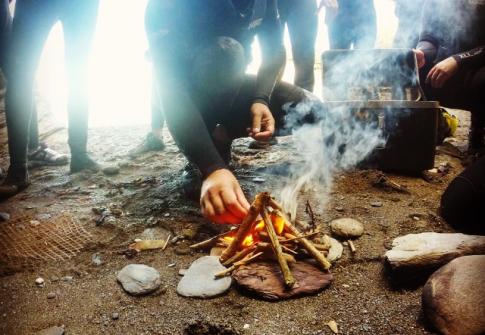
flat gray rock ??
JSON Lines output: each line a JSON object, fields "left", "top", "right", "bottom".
{"left": 117, "top": 264, "right": 161, "bottom": 296}
{"left": 330, "top": 218, "right": 364, "bottom": 238}
{"left": 422, "top": 255, "right": 485, "bottom": 335}
{"left": 177, "top": 256, "right": 231, "bottom": 298}
{"left": 36, "top": 326, "right": 64, "bottom": 335}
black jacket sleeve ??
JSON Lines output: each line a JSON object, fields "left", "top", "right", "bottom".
{"left": 452, "top": 45, "right": 485, "bottom": 67}
{"left": 252, "top": 0, "right": 285, "bottom": 106}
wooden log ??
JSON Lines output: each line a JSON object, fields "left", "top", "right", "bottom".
{"left": 385, "top": 233, "right": 485, "bottom": 279}
{"left": 220, "top": 192, "right": 270, "bottom": 263}
{"left": 261, "top": 208, "right": 296, "bottom": 288}
{"left": 277, "top": 210, "right": 332, "bottom": 270}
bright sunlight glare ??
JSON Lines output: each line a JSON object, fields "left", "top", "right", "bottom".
{"left": 35, "top": 0, "right": 397, "bottom": 128}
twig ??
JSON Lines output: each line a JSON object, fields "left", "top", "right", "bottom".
{"left": 162, "top": 234, "right": 171, "bottom": 251}
{"left": 276, "top": 209, "right": 332, "bottom": 270}
{"left": 348, "top": 240, "right": 356, "bottom": 253}
{"left": 305, "top": 200, "right": 316, "bottom": 231}
{"left": 262, "top": 207, "right": 296, "bottom": 288}
{"left": 220, "top": 192, "right": 270, "bottom": 263}
{"left": 189, "top": 229, "right": 235, "bottom": 250}
{"left": 280, "top": 231, "right": 319, "bottom": 243}
{"left": 214, "top": 252, "right": 263, "bottom": 278}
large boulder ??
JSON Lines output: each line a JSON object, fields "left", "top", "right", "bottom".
{"left": 422, "top": 255, "right": 485, "bottom": 335}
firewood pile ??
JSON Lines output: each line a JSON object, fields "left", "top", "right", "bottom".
{"left": 190, "top": 192, "right": 333, "bottom": 289}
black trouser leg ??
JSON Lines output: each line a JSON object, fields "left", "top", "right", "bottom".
{"left": 286, "top": 0, "right": 317, "bottom": 92}
{"left": 279, "top": 0, "right": 317, "bottom": 92}
{"left": 28, "top": 105, "right": 39, "bottom": 150}
{"left": 60, "top": 0, "right": 99, "bottom": 156}
{"left": 151, "top": 75, "right": 164, "bottom": 130}
{"left": 5, "top": 0, "right": 57, "bottom": 169}
{"left": 0, "top": 0, "right": 11, "bottom": 69}
{"left": 440, "top": 156, "right": 485, "bottom": 235}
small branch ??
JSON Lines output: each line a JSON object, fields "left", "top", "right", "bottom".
{"left": 305, "top": 200, "right": 316, "bottom": 231}
{"left": 348, "top": 240, "right": 356, "bottom": 253}
{"left": 262, "top": 207, "right": 296, "bottom": 288}
{"left": 189, "top": 229, "right": 235, "bottom": 250}
{"left": 162, "top": 234, "right": 171, "bottom": 251}
{"left": 214, "top": 252, "right": 263, "bottom": 278}
{"left": 220, "top": 192, "right": 270, "bottom": 263}
{"left": 277, "top": 210, "right": 332, "bottom": 270}
{"left": 222, "top": 245, "right": 256, "bottom": 267}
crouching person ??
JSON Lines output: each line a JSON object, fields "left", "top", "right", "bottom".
{"left": 146, "top": 0, "right": 320, "bottom": 225}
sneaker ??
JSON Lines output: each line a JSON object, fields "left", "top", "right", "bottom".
{"left": 181, "top": 163, "right": 202, "bottom": 201}
{"left": 70, "top": 153, "right": 100, "bottom": 173}
{"left": 129, "top": 132, "right": 165, "bottom": 158}
{"left": 0, "top": 166, "right": 30, "bottom": 198}
{"left": 28, "top": 143, "right": 69, "bottom": 168}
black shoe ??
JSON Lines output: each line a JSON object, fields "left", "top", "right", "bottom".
{"left": 181, "top": 163, "right": 202, "bottom": 201}
{"left": 0, "top": 166, "right": 30, "bottom": 198}
{"left": 70, "top": 153, "right": 100, "bottom": 173}
{"left": 129, "top": 132, "right": 165, "bottom": 158}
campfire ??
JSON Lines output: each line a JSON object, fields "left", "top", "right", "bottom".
{"left": 190, "top": 192, "right": 332, "bottom": 290}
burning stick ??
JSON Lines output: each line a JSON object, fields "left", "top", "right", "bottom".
{"left": 189, "top": 229, "right": 236, "bottom": 250}
{"left": 280, "top": 231, "right": 320, "bottom": 243}
{"left": 222, "top": 245, "right": 257, "bottom": 267}
{"left": 277, "top": 210, "right": 332, "bottom": 271}
{"left": 215, "top": 252, "right": 263, "bottom": 278}
{"left": 261, "top": 208, "right": 296, "bottom": 288}
{"left": 220, "top": 192, "right": 270, "bottom": 263}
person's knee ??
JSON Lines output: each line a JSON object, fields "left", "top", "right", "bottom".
{"left": 192, "top": 36, "right": 246, "bottom": 96}
{"left": 440, "top": 175, "right": 484, "bottom": 235}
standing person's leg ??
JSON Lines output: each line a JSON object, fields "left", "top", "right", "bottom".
{"left": 60, "top": 0, "right": 99, "bottom": 173}
{"left": 327, "top": 15, "right": 352, "bottom": 49}
{"left": 353, "top": 3, "right": 377, "bottom": 49}
{"left": 286, "top": 0, "right": 318, "bottom": 92}
{"left": 0, "top": 0, "right": 11, "bottom": 70}
{"left": 129, "top": 76, "right": 165, "bottom": 157}
{"left": 1, "top": 0, "right": 57, "bottom": 194}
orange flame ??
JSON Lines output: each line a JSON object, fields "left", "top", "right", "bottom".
{"left": 242, "top": 234, "right": 254, "bottom": 247}
{"left": 271, "top": 214, "right": 285, "bottom": 235}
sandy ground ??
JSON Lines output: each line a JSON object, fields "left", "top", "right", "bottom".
{"left": 0, "top": 95, "right": 472, "bottom": 334}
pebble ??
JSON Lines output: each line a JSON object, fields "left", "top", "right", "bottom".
{"left": 178, "top": 269, "right": 187, "bottom": 276}
{"left": 111, "top": 313, "right": 119, "bottom": 320}
{"left": 243, "top": 324, "right": 250, "bottom": 329}
{"left": 30, "top": 220, "right": 41, "bottom": 226}
{"left": 35, "top": 326, "right": 65, "bottom": 335}
{"left": 335, "top": 207, "right": 344, "bottom": 212}
{"left": 61, "top": 276, "right": 73, "bottom": 283}
{"left": 327, "top": 237, "right": 344, "bottom": 262}
{"left": 370, "top": 201, "right": 383, "bottom": 208}
{"left": 91, "top": 253, "right": 103, "bottom": 266}
{"left": 168, "top": 263, "right": 176, "bottom": 268}
{"left": 174, "top": 245, "right": 191, "bottom": 255}
{"left": 0, "top": 212, "right": 10, "bottom": 222}
{"left": 252, "top": 177, "right": 266, "bottom": 183}
{"left": 117, "top": 264, "right": 161, "bottom": 296}
{"left": 177, "top": 256, "right": 232, "bottom": 298}
{"left": 47, "top": 292, "right": 56, "bottom": 299}
{"left": 181, "top": 228, "right": 197, "bottom": 240}
{"left": 102, "top": 166, "right": 120, "bottom": 176}
{"left": 35, "top": 277, "right": 45, "bottom": 287}
{"left": 50, "top": 276, "right": 59, "bottom": 283}
{"left": 330, "top": 218, "right": 364, "bottom": 239}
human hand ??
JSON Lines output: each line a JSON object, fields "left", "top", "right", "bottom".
{"left": 200, "top": 169, "right": 250, "bottom": 225}
{"left": 426, "top": 57, "right": 459, "bottom": 88}
{"left": 413, "top": 49, "right": 426, "bottom": 69}
{"left": 247, "top": 102, "right": 275, "bottom": 141}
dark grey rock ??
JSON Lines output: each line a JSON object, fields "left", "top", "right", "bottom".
{"left": 102, "top": 166, "right": 120, "bottom": 176}
{"left": 0, "top": 212, "right": 10, "bottom": 222}
{"left": 117, "top": 264, "right": 161, "bottom": 296}
{"left": 177, "top": 256, "right": 231, "bottom": 298}
{"left": 422, "top": 255, "right": 485, "bottom": 335}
